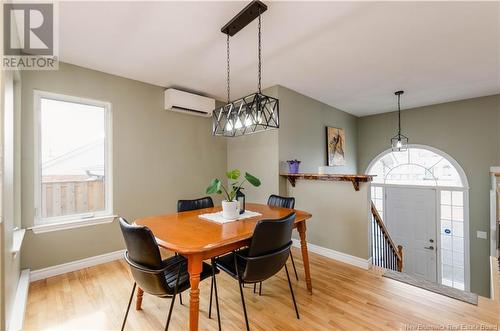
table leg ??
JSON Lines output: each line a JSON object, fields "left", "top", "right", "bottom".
{"left": 188, "top": 254, "right": 203, "bottom": 331}
{"left": 136, "top": 287, "right": 144, "bottom": 310}
{"left": 297, "top": 222, "right": 313, "bottom": 294}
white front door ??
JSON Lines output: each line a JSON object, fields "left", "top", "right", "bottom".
{"left": 385, "top": 187, "right": 437, "bottom": 282}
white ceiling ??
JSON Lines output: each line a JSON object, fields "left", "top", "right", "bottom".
{"left": 58, "top": 1, "right": 500, "bottom": 116}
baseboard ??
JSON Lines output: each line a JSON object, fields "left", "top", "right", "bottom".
{"left": 292, "top": 239, "right": 372, "bottom": 270}
{"left": 8, "top": 269, "right": 30, "bottom": 331}
{"left": 28, "top": 242, "right": 371, "bottom": 282}
{"left": 30, "top": 249, "right": 125, "bottom": 282}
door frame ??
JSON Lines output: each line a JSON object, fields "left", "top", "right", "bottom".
{"left": 372, "top": 183, "right": 470, "bottom": 291}
{"left": 367, "top": 144, "right": 470, "bottom": 291}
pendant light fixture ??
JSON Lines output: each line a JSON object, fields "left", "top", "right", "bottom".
{"left": 391, "top": 90, "right": 408, "bottom": 152}
{"left": 212, "top": 1, "right": 279, "bottom": 137}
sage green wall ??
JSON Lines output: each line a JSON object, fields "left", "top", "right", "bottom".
{"left": 357, "top": 94, "right": 500, "bottom": 297}
{"left": 286, "top": 180, "right": 371, "bottom": 259}
{"left": 275, "top": 86, "right": 365, "bottom": 257}
{"left": 277, "top": 86, "right": 358, "bottom": 174}
{"left": 20, "top": 63, "right": 227, "bottom": 270}
{"left": 226, "top": 130, "right": 279, "bottom": 204}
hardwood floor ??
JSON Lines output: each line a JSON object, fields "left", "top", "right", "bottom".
{"left": 25, "top": 248, "right": 499, "bottom": 331}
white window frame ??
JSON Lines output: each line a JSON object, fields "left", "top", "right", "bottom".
{"left": 33, "top": 90, "right": 114, "bottom": 232}
{"left": 438, "top": 188, "right": 468, "bottom": 290}
{"left": 367, "top": 144, "right": 470, "bottom": 291}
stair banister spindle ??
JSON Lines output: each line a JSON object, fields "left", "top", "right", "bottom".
{"left": 385, "top": 235, "right": 388, "bottom": 268}
{"left": 376, "top": 222, "right": 379, "bottom": 265}
{"left": 372, "top": 216, "right": 376, "bottom": 264}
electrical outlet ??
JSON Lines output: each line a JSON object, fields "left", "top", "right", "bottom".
{"left": 476, "top": 231, "right": 488, "bottom": 239}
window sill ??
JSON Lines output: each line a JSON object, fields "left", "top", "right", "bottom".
{"left": 30, "top": 215, "right": 117, "bottom": 234}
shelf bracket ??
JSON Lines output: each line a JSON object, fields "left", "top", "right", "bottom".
{"left": 286, "top": 176, "right": 296, "bottom": 187}
{"left": 351, "top": 179, "right": 360, "bottom": 191}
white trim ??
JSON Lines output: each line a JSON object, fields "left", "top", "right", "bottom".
{"left": 371, "top": 183, "right": 465, "bottom": 191}
{"left": 373, "top": 183, "right": 471, "bottom": 292}
{"left": 11, "top": 228, "right": 25, "bottom": 257}
{"left": 464, "top": 189, "right": 471, "bottom": 291}
{"left": 8, "top": 269, "right": 30, "bottom": 331}
{"left": 33, "top": 90, "right": 113, "bottom": 226}
{"left": 30, "top": 249, "right": 125, "bottom": 282}
{"left": 29, "top": 215, "right": 117, "bottom": 234}
{"left": 366, "top": 144, "right": 470, "bottom": 189}
{"left": 292, "top": 239, "right": 372, "bottom": 270}
{"left": 490, "top": 183, "right": 498, "bottom": 257}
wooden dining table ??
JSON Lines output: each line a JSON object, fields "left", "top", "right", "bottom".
{"left": 135, "top": 203, "right": 313, "bottom": 331}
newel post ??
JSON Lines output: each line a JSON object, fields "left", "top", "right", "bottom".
{"left": 397, "top": 245, "right": 404, "bottom": 272}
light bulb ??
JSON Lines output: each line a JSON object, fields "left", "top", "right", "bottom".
{"left": 257, "top": 114, "right": 262, "bottom": 124}
{"left": 396, "top": 140, "right": 402, "bottom": 148}
{"left": 244, "top": 117, "right": 253, "bottom": 127}
{"left": 235, "top": 118, "right": 243, "bottom": 129}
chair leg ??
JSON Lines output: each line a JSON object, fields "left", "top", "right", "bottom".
{"left": 121, "top": 282, "right": 136, "bottom": 331}
{"left": 234, "top": 254, "right": 250, "bottom": 331}
{"left": 259, "top": 282, "right": 262, "bottom": 296}
{"left": 165, "top": 265, "right": 182, "bottom": 331}
{"left": 253, "top": 283, "right": 256, "bottom": 293}
{"left": 212, "top": 259, "right": 222, "bottom": 331}
{"left": 209, "top": 276, "right": 214, "bottom": 318}
{"left": 290, "top": 251, "right": 299, "bottom": 281}
{"left": 238, "top": 279, "right": 250, "bottom": 331}
{"left": 284, "top": 264, "right": 300, "bottom": 319}
{"left": 165, "top": 292, "right": 177, "bottom": 331}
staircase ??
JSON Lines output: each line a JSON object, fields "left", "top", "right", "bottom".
{"left": 371, "top": 202, "right": 403, "bottom": 272}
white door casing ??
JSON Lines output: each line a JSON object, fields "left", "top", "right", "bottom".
{"left": 385, "top": 187, "right": 437, "bottom": 282}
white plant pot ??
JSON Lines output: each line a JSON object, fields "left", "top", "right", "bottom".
{"left": 222, "top": 200, "right": 239, "bottom": 220}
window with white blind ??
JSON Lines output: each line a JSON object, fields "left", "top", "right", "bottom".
{"left": 34, "top": 91, "right": 113, "bottom": 228}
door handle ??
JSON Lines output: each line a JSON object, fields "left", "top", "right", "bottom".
{"left": 424, "top": 246, "right": 434, "bottom": 250}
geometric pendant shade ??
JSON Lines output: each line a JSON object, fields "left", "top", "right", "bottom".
{"left": 212, "top": 92, "right": 279, "bottom": 137}
{"left": 390, "top": 90, "right": 408, "bottom": 152}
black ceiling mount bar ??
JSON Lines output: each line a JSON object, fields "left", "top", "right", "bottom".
{"left": 221, "top": 1, "right": 268, "bottom": 36}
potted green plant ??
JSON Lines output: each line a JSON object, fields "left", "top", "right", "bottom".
{"left": 206, "top": 169, "right": 261, "bottom": 220}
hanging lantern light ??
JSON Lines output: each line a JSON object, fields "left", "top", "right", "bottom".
{"left": 391, "top": 90, "right": 408, "bottom": 152}
{"left": 212, "top": 1, "right": 279, "bottom": 137}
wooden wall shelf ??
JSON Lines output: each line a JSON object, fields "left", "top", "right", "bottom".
{"left": 280, "top": 173, "right": 374, "bottom": 191}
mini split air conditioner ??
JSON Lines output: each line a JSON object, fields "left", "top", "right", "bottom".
{"left": 164, "top": 88, "right": 215, "bottom": 117}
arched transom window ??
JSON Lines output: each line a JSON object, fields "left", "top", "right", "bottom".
{"left": 368, "top": 147, "right": 464, "bottom": 188}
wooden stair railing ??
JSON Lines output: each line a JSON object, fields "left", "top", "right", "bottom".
{"left": 371, "top": 202, "right": 403, "bottom": 272}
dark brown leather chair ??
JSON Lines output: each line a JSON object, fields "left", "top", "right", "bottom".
{"left": 214, "top": 213, "right": 300, "bottom": 331}
{"left": 118, "top": 217, "right": 220, "bottom": 330}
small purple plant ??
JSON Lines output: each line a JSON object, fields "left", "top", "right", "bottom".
{"left": 287, "top": 159, "right": 301, "bottom": 174}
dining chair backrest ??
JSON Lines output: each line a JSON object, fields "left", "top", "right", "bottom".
{"left": 177, "top": 196, "right": 214, "bottom": 212}
{"left": 118, "top": 217, "right": 170, "bottom": 297}
{"left": 267, "top": 194, "right": 295, "bottom": 209}
{"left": 242, "top": 212, "right": 295, "bottom": 283}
